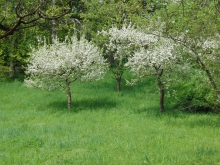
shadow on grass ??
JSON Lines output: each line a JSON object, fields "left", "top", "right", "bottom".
{"left": 45, "top": 97, "right": 117, "bottom": 113}
{"left": 132, "top": 105, "right": 166, "bottom": 118}
{"left": 182, "top": 114, "right": 220, "bottom": 128}
{"left": 134, "top": 106, "right": 220, "bottom": 127}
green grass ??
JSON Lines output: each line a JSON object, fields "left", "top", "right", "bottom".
{"left": 0, "top": 73, "right": 220, "bottom": 165}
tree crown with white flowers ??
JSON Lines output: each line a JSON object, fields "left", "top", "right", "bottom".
{"left": 125, "top": 36, "right": 177, "bottom": 79}
{"left": 100, "top": 23, "right": 178, "bottom": 112}
{"left": 99, "top": 23, "right": 158, "bottom": 91}
{"left": 125, "top": 28, "right": 178, "bottom": 112}
{"left": 25, "top": 36, "right": 108, "bottom": 108}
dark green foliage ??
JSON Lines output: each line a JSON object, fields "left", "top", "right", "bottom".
{"left": 170, "top": 70, "right": 220, "bottom": 113}
{"left": 0, "top": 32, "right": 31, "bottom": 80}
{"left": 80, "top": 0, "right": 149, "bottom": 41}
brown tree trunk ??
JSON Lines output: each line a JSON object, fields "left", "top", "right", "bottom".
{"left": 155, "top": 68, "right": 165, "bottom": 112}
{"left": 115, "top": 59, "right": 122, "bottom": 92}
{"left": 66, "top": 79, "right": 72, "bottom": 109}
{"left": 159, "top": 85, "right": 165, "bottom": 113}
{"left": 117, "top": 77, "right": 121, "bottom": 92}
{"left": 108, "top": 53, "right": 114, "bottom": 64}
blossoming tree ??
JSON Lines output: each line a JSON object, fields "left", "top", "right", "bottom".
{"left": 155, "top": 0, "right": 220, "bottom": 109}
{"left": 25, "top": 36, "right": 108, "bottom": 109}
{"left": 101, "top": 23, "right": 178, "bottom": 112}
{"left": 180, "top": 34, "right": 220, "bottom": 102}
{"left": 126, "top": 36, "right": 177, "bottom": 112}
{"left": 99, "top": 24, "right": 157, "bottom": 91}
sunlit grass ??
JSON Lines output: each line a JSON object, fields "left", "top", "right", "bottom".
{"left": 0, "top": 73, "right": 220, "bottom": 164}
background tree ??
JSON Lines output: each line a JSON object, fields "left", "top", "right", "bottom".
{"left": 125, "top": 32, "right": 177, "bottom": 112}
{"left": 99, "top": 24, "right": 137, "bottom": 92}
{"left": 156, "top": 0, "right": 220, "bottom": 105}
{"left": 146, "top": 0, "right": 220, "bottom": 111}
{"left": 0, "top": 30, "right": 31, "bottom": 79}
{"left": 99, "top": 24, "right": 157, "bottom": 91}
{"left": 81, "top": 0, "right": 148, "bottom": 40}
{"left": 0, "top": 0, "right": 73, "bottom": 39}
{"left": 80, "top": 0, "right": 150, "bottom": 91}
{"left": 100, "top": 23, "right": 179, "bottom": 112}
{"left": 0, "top": 0, "right": 83, "bottom": 80}
{"left": 25, "top": 36, "right": 108, "bottom": 109}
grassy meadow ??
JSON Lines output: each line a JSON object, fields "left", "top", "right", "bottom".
{"left": 0, "top": 73, "right": 220, "bottom": 165}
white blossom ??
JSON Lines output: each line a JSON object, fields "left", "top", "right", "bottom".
{"left": 125, "top": 35, "right": 177, "bottom": 79}
{"left": 25, "top": 36, "right": 108, "bottom": 91}
{"left": 99, "top": 23, "right": 158, "bottom": 61}
{"left": 201, "top": 36, "right": 220, "bottom": 50}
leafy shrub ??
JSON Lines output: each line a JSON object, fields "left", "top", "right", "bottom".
{"left": 169, "top": 69, "right": 220, "bottom": 113}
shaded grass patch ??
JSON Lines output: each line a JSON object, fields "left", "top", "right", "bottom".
{"left": 46, "top": 97, "right": 117, "bottom": 113}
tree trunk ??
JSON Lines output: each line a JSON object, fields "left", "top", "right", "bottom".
{"left": 117, "top": 76, "right": 121, "bottom": 92}
{"left": 51, "top": 0, "right": 56, "bottom": 40}
{"left": 217, "top": 92, "right": 220, "bottom": 102}
{"left": 205, "top": 68, "right": 220, "bottom": 101}
{"left": 115, "top": 59, "right": 122, "bottom": 92}
{"left": 156, "top": 68, "right": 165, "bottom": 112}
{"left": 159, "top": 84, "right": 165, "bottom": 113}
{"left": 108, "top": 53, "right": 114, "bottom": 64}
{"left": 9, "top": 60, "right": 15, "bottom": 77}
{"left": 196, "top": 55, "right": 220, "bottom": 102}
{"left": 9, "top": 37, "right": 15, "bottom": 77}
{"left": 66, "top": 79, "right": 72, "bottom": 109}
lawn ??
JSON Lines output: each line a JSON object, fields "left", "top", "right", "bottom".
{"left": 0, "top": 74, "right": 220, "bottom": 165}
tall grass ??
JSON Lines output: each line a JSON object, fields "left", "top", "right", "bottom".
{"left": 0, "top": 73, "right": 220, "bottom": 164}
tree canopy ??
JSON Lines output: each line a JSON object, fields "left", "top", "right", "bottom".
{"left": 25, "top": 36, "right": 107, "bottom": 108}
{"left": 0, "top": 0, "right": 73, "bottom": 39}
{"left": 1, "top": 0, "right": 220, "bottom": 112}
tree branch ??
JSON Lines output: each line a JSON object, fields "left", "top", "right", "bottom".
{"left": 0, "top": 0, "right": 73, "bottom": 39}
{"left": 0, "top": 23, "right": 9, "bottom": 31}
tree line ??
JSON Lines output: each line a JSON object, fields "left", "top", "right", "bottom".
{"left": 0, "top": 0, "right": 220, "bottom": 112}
